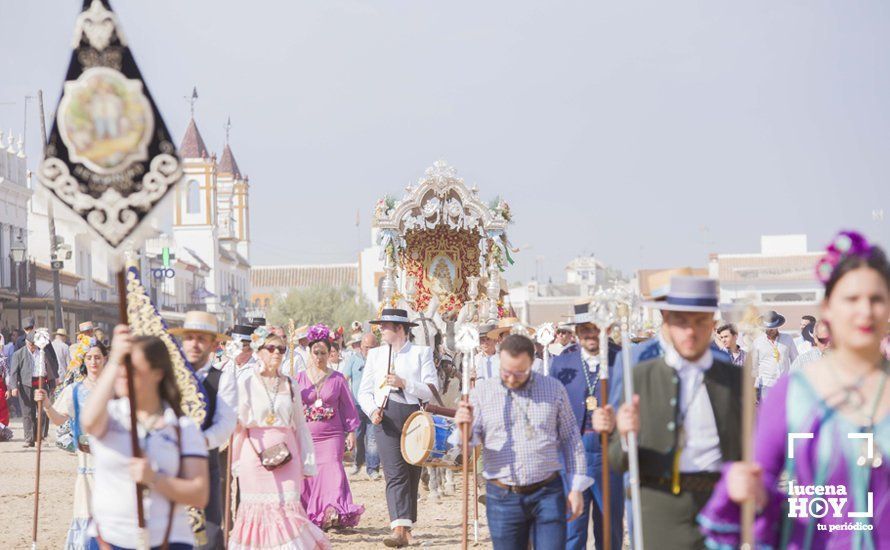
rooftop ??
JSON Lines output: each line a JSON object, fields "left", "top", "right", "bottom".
{"left": 218, "top": 144, "right": 241, "bottom": 178}
{"left": 179, "top": 118, "right": 209, "bottom": 159}
{"left": 252, "top": 263, "right": 359, "bottom": 289}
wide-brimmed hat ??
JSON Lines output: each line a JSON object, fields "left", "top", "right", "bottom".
{"left": 477, "top": 323, "right": 498, "bottom": 340}
{"left": 369, "top": 308, "right": 418, "bottom": 328}
{"left": 78, "top": 321, "right": 94, "bottom": 333}
{"left": 293, "top": 325, "right": 310, "bottom": 340}
{"left": 347, "top": 332, "right": 363, "bottom": 346}
{"left": 761, "top": 310, "right": 786, "bottom": 329}
{"left": 646, "top": 268, "right": 697, "bottom": 301}
{"left": 487, "top": 317, "right": 525, "bottom": 340}
{"left": 54, "top": 328, "right": 69, "bottom": 337}
{"left": 569, "top": 301, "right": 595, "bottom": 325}
{"left": 644, "top": 276, "right": 721, "bottom": 313}
{"left": 247, "top": 317, "right": 266, "bottom": 327}
{"left": 170, "top": 311, "right": 229, "bottom": 341}
{"left": 231, "top": 324, "right": 255, "bottom": 342}
{"left": 23, "top": 316, "right": 35, "bottom": 330}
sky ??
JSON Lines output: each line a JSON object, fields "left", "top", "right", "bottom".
{"left": 1, "top": 1, "right": 888, "bottom": 283}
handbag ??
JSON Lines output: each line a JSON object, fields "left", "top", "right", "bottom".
{"left": 246, "top": 376, "right": 294, "bottom": 471}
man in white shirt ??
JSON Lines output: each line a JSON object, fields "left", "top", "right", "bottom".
{"left": 473, "top": 323, "right": 499, "bottom": 381}
{"left": 750, "top": 310, "right": 799, "bottom": 402}
{"left": 357, "top": 308, "right": 438, "bottom": 548}
{"left": 793, "top": 315, "right": 816, "bottom": 355}
{"left": 171, "top": 311, "right": 237, "bottom": 550}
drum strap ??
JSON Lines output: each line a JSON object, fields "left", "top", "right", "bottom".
{"left": 427, "top": 383, "right": 445, "bottom": 407}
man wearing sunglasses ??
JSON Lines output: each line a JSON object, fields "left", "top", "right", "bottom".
{"left": 790, "top": 320, "right": 831, "bottom": 371}
{"left": 171, "top": 311, "right": 238, "bottom": 550}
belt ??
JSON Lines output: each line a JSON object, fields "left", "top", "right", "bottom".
{"left": 489, "top": 473, "right": 559, "bottom": 495}
{"left": 641, "top": 472, "right": 720, "bottom": 494}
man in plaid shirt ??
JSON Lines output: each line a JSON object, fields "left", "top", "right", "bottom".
{"left": 455, "top": 334, "right": 591, "bottom": 549}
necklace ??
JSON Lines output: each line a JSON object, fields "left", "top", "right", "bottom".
{"left": 309, "top": 367, "right": 330, "bottom": 408}
{"left": 259, "top": 374, "right": 282, "bottom": 425}
{"left": 857, "top": 362, "right": 888, "bottom": 469}
{"left": 582, "top": 354, "right": 601, "bottom": 411}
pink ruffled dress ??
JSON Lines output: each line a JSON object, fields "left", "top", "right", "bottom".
{"left": 229, "top": 368, "right": 331, "bottom": 550}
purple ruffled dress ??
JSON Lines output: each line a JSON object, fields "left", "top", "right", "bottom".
{"left": 297, "top": 371, "right": 364, "bottom": 529}
{"left": 698, "top": 372, "right": 890, "bottom": 549}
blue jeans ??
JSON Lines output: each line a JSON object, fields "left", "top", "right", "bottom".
{"left": 486, "top": 476, "right": 566, "bottom": 550}
{"left": 565, "top": 438, "right": 625, "bottom": 550}
{"left": 355, "top": 409, "right": 379, "bottom": 473}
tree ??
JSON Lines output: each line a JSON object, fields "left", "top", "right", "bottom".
{"left": 268, "top": 285, "right": 374, "bottom": 330}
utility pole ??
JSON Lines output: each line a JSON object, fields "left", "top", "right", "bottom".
{"left": 37, "top": 90, "right": 64, "bottom": 330}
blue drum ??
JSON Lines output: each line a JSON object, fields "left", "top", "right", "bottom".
{"left": 401, "top": 411, "right": 460, "bottom": 468}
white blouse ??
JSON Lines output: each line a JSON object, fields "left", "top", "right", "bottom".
{"left": 234, "top": 365, "right": 316, "bottom": 476}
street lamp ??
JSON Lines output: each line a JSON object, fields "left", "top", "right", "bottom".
{"left": 10, "top": 240, "right": 26, "bottom": 330}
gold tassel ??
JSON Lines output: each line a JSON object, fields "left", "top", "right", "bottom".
{"left": 671, "top": 447, "right": 682, "bottom": 495}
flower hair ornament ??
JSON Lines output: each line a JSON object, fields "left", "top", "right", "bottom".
{"left": 815, "top": 230, "right": 873, "bottom": 284}
{"left": 250, "top": 325, "right": 274, "bottom": 351}
{"left": 306, "top": 323, "right": 332, "bottom": 345}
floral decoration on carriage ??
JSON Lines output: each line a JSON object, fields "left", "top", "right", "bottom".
{"left": 373, "top": 160, "right": 516, "bottom": 324}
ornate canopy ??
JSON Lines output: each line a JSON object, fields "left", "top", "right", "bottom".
{"left": 373, "top": 160, "right": 514, "bottom": 321}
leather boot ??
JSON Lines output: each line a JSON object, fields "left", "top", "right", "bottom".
{"left": 383, "top": 526, "right": 410, "bottom": 548}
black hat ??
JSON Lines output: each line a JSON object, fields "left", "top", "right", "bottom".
{"left": 247, "top": 317, "right": 266, "bottom": 327}
{"left": 232, "top": 324, "right": 255, "bottom": 341}
{"left": 369, "top": 308, "right": 418, "bottom": 328}
{"left": 761, "top": 310, "right": 786, "bottom": 329}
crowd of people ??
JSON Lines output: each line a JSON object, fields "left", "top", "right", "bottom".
{"left": 1, "top": 229, "right": 888, "bottom": 549}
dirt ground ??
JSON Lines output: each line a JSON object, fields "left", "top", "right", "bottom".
{"left": 0, "top": 418, "right": 490, "bottom": 549}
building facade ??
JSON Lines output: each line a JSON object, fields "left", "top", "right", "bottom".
{"left": 251, "top": 263, "right": 359, "bottom": 314}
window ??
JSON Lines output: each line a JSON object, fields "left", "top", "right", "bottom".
{"left": 186, "top": 180, "right": 201, "bottom": 214}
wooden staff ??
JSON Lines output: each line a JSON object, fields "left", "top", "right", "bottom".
{"left": 117, "top": 269, "right": 147, "bottom": 545}
{"left": 223, "top": 434, "right": 234, "bottom": 547}
{"left": 460, "top": 348, "right": 472, "bottom": 550}
{"left": 472, "top": 447, "right": 479, "bottom": 544}
{"left": 31, "top": 347, "right": 46, "bottom": 549}
{"left": 598, "top": 327, "right": 611, "bottom": 550}
{"left": 740, "top": 311, "right": 758, "bottom": 549}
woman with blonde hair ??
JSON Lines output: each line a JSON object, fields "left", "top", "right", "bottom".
{"left": 228, "top": 326, "right": 330, "bottom": 549}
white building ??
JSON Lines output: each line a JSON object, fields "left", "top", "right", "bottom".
{"left": 710, "top": 234, "right": 823, "bottom": 322}
{"left": 172, "top": 117, "right": 252, "bottom": 328}
{"left": 508, "top": 254, "right": 622, "bottom": 326}
{"left": 0, "top": 129, "right": 29, "bottom": 291}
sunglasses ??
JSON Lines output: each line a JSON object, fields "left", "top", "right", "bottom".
{"left": 816, "top": 336, "right": 830, "bottom": 345}
{"left": 263, "top": 345, "right": 287, "bottom": 354}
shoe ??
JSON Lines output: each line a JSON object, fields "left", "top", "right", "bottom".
{"left": 477, "top": 494, "right": 486, "bottom": 506}
{"left": 23, "top": 442, "right": 34, "bottom": 448}
{"left": 383, "top": 526, "right": 410, "bottom": 548}
{"left": 348, "top": 465, "right": 360, "bottom": 476}
{"left": 368, "top": 470, "right": 381, "bottom": 481}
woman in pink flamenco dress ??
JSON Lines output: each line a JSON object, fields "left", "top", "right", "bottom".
{"left": 297, "top": 324, "right": 364, "bottom": 530}
{"left": 229, "top": 327, "right": 331, "bottom": 550}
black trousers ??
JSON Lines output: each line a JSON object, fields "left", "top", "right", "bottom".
{"left": 374, "top": 400, "right": 422, "bottom": 527}
{"left": 197, "top": 448, "right": 222, "bottom": 549}
{"left": 19, "top": 385, "right": 49, "bottom": 444}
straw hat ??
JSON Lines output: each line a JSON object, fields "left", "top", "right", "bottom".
{"left": 78, "top": 321, "right": 95, "bottom": 333}
{"left": 170, "top": 311, "right": 229, "bottom": 341}
{"left": 54, "top": 328, "right": 69, "bottom": 337}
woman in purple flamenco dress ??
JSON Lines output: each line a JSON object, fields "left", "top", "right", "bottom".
{"left": 297, "top": 324, "right": 365, "bottom": 530}
{"left": 699, "top": 231, "right": 890, "bottom": 549}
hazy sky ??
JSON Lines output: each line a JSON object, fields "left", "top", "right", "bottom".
{"left": 1, "top": 1, "right": 888, "bottom": 282}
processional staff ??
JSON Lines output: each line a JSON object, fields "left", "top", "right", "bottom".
{"left": 456, "top": 325, "right": 479, "bottom": 550}
{"left": 617, "top": 292, "right": 644, "bottom": 550}
{"left": 31, "top": 329, "right": 51, "bottom": 550}
{"left": 590, "top": 289, "right": 617, "bottom": 550}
